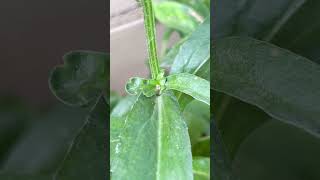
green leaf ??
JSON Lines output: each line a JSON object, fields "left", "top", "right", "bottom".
{"left": 49, "top": 51, "right": 109, "bottom": 106}
{"left": 0, "top": 97, "right": 29, "bottom": 164}
{"left": 215, "top": 0, "right": 320, "bottom": 64}
{"left": 55, "top": 96, "right": 108, "bottom": 179}
{"left": 214, "top": 0, "right": 306, "bottom": 40}
{"left": 110, "top": 91, "right": 121, "bottom": 110}
{"left": 0, "top": 174, "right": 51, "bottom": 180}
{"left": 0, "top": 97, "right": 107, "bottom": 179}
{"left": 212, "top": 91, "right": 268, "bottom": 159}
{"left": 160, "top": 37, "right": 187, "bottom": 70}
{"left": 212, "top": 117, "right": 237, "bottom": 180}
{"left": 183, "top": 100, "right": 210, "bottom": 146}
{"left": 193, "top": 157, "right": 210, "bottom": 180}
{"left": 1, "top": 106, "right": 88, "bottom": 174}
{"left": 234, "top": 119, "right": 320, "bottom": 180}
{"left": 171, "top": 17, "right": 210, "bottom": 79}
{"left": 111, "top": 92, "right": 193, "bottom": 179}
{"left": 192, "top": 137, "right": 210, "bottom": 157}
{"left": 154, "top": 1, "right": 201, "bottom": 34}
{"left": 213, "top": 36, "right": 320, "bottom": 138}
{"left": 110, "top": 95, "right": 138, "bottom": 165}
{"left": 166, "top": 73, "right": 210, "bottom": 105}
{"left": 169, "top": 17, "right": 210, "bottom": 109}
{"left": 189, "top": 0, "right": 210, "bottom": 19}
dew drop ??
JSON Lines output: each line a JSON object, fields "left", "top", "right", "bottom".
{"left": 115, "top": 143, "right": 121, "bottom": 154}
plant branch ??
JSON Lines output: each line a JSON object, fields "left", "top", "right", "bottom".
{"left": 141, "top": 0, "right": 160, "bottom": 79}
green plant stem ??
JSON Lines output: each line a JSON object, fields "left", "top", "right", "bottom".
{"left": 141, "top": 0, "right": 160, "bottom": 79}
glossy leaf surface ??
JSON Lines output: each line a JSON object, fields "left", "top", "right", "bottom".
{"left": 110, "top": 95, "right": 137, "bottom": 166}
{"left": 166, "top": 73, "right": 210, "bottom": 105}
{"left": 213, "top": 37, "right": 320, "bottom": 137}
{"left": 171, "top": 17, "right": 210, "bottom": 80}
{"left": 111, "top": 92, "right": 193, "bottom": 180}
{"left": 49, "top": 51, "right": 108, "bottom": 106}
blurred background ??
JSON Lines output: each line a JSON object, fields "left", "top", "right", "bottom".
{"left": 0, "top": 0, "right": 106, "bottom": 174}
{"left": 110, "top": 0, "right": 179, "bottom": 93}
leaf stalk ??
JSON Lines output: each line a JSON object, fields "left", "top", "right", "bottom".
{"left": 141, "top": 0, "right": 160, "bottom": 79}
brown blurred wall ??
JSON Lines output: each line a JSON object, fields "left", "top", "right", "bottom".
{"left": 0, "top": 0, "right": 107, "bottom": 106}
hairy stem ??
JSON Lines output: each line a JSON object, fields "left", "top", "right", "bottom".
{"left": 141, "top": 0, "right": 160, "bottom": 79}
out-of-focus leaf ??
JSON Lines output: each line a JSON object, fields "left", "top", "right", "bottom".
{"left": 1, "top": 106, "right": 88, "bottom": 174}
{"left": 212, "top": 117, "right": 237, "bottom": 180}
{"left": 110, "top": 91, "right": 121, "bottom": 110}
{"left": 0, "top": 96, "right": 31, "bottom": 165}
{"left": 215, "top": 0, "right": 320, "bottom": 64}
{"left": 111, "top": 92, "right": 193, "bottom": 180}
{"left": 192, "top": 137, "right": 209, "bottom": 157}
{"left": 166, "top": 73, "right": 210, "bottom": 105}
{"left": 55, "top": 96, "right": 108, "bottom": 179}
{"left": 193, "top": 157, "right": 210, "bottom": 180}
{"left": 212, "top": 91, "right": 269, "bottom": 159}
{"left": 0, "top": 174, "right": 51, "bottom": 180}
{"left": 0, "top": 97, "right": 108, "bottom": 179}
{"left": 154, "top": 1, "right": 201, "bottom": 34}
{"left": 49, "top": 51, "right": 109, "bottom": 106}
{"left": 234, "top": 119, "right": 320, "bottom": 180}
{"left": 214, "top": 0, "right": 305, "bottom": 40}
{"left": 190, "top": 0, "right": 210, "bottom": 18}
{"left": 271, "top": 0, "right": 320, "bottom": 64}
{"left": 213, "top": 37, "right": 320, "bottom": 138}
{"left": 183, "top": 100, "right": 210, "bottom": 145}
{"left": 160, "top": 38, "right": 186, "bottom": 70}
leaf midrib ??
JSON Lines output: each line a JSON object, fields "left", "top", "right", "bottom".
{"left": 156, "top": 96, "right": 163, "bottom": 180}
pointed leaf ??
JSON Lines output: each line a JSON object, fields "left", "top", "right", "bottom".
{"left": 49, "top": 51, "right": 109, "bottom": 106}
{"left": 166, "top": 73, "right": 210, "bottom": 105}
{"left": 213, "top": 37, "right": 320, "bottom": 138}
{"left": 170, "top": 17, "right": 210, "bottom": 109}
{"left": 111, "top": 92, "right": 193, "bottom": 179}
{"left": 171, "top": 18, "right": 210, "bottom": 79}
